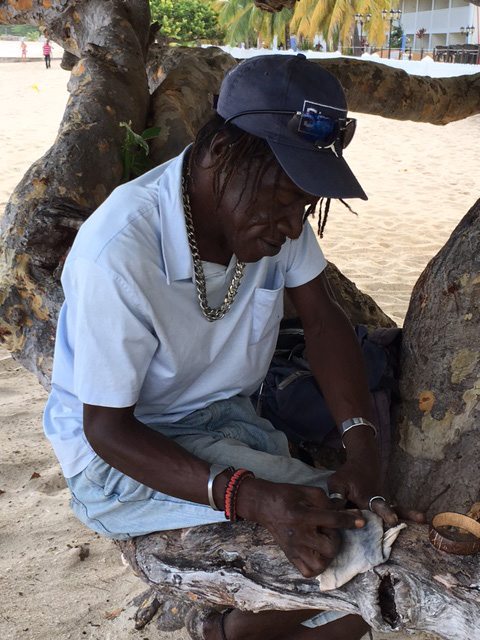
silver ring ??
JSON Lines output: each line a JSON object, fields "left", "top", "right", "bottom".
{"left": 329, "top": 492, "right": 345, "bottom": 501}
{"left": 368, "top": 495, "right": 386, "bottom": 511}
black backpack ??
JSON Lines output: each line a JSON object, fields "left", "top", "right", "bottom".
{"left": 251, "top": 318, "right": 401, "bottom": 477}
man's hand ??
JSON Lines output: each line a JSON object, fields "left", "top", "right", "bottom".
{"left": 328, "top": 457, "right": 426, "bottom": 527}
{"left": 238, "top": 479, "right": 365, "bottom": 578}
{"left": 327, "top": 456, "right": 398, "bottom": 526}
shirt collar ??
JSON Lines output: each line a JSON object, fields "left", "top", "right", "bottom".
{"left": 157, "top": 147, "right": 195, "bottom": 284}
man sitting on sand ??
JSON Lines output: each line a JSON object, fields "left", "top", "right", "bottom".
{"left": 44, "top": 54, "right": 416, "bottom": 640}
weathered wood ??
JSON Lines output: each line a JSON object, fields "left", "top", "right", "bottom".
{"left": 390, "top": 200, "right": 480, "bottom": 517}
{"left": 118, "top": 521, "right": 480, "bottom": 639}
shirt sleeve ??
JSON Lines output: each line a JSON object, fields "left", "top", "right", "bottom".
{"left": 284, "top": 221, "right": 327, "bottom": 289}
{"left": 61, "top": 257, "right": 158, "bottom": 408}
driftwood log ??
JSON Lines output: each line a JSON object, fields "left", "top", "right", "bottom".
{"left": 118, "top": 521, "right": 480, "bottom": 639}
{"left": 0, "top": 1, "right": 479, "bottom": 637}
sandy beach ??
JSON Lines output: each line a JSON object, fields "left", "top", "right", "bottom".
{"left": 0, "top": 58, "right": 478, "bottom": 640}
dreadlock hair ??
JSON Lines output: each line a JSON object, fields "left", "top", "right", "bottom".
{"left": 302, "top": 197, "right": 331, "bottom": 238}
{"left": 188, "top": 114, "right": 359, "bottom": 235}
{"left": 187, "top": 113, "right": 284, "bottom": 214}
{"left": 303, "top": 197, "right": 359, "bottom": 238}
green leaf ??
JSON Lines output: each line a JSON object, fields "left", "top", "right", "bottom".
{"left": 119, "top": 121, "right": 161, "bottom": 182}
{"left": 141, "top": 126, "right": 162, "bottom": 140}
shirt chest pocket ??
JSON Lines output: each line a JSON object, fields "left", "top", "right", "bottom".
{"left": 250, "top": 270, "right": 285, "bottom": 345}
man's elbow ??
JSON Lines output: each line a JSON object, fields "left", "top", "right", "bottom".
{"left": 83, "top": 404, "right": 134, "bottom": 457}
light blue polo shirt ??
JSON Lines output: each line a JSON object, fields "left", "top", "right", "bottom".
{"left": 43, "top": 149, "right": 327, "bottom": 478}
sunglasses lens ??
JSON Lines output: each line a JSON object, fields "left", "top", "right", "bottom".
{"left": 343, "top": 119, "right": 356, "bottom": 149}
{"left": 291, "top": 110, "right": 356, "bottom": 151}
{"left": 301, "top": 113, "right": 336, "bottom": 146}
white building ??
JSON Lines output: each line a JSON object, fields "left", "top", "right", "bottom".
{"left": 401, "top": 0, "right": 479, "bottom": 50}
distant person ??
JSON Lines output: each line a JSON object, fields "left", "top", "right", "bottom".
{"left": 20, "top": 40, "right": 27, "bottom": 61}
{"left": 43, "top": 39, "right": 52, "bottom": 69}
{"left": 278, "top": 42, "right": 285, "bottom": 50}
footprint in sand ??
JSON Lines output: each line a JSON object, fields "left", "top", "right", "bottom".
{"left": 30, "top": 467, "right": 67, "bottom": 496}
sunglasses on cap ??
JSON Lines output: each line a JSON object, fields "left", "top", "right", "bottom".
{"left": 222, "top": 100, "right": 356, "bottom": 156}
{"left": 291, "top": 101, "right": 356, "bottom": 154}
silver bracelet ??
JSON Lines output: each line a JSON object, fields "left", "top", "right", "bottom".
{"left": 340, "top": 417, "right": 377, "bottom": 449}
{"left": 207, "top": 464, "right": 232, "bottom": 511}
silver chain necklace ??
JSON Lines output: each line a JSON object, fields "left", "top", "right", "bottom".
{"left": 181, "top": 171, "right": 245, "bottom": 322}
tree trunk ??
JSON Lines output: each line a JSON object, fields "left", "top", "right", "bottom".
{"left": 118, "top": 521, "right": 480, "bottom": 639}
{"left": 389, "top": 200, "right": 480, "bottom": 518}
{"left": 0, "top": 0, "right": 150, "bottom": 387}
{"left": 0, "top": 0, "right": 151, "bottom": 55}
{"left": 307, "top": 58, "right": 480, "bottom": 125}
{"left": 284, "top": 22, "right": 290, "bottom": 50}
{"left": 146, "top": 47, "right": 236, "bottom": 164}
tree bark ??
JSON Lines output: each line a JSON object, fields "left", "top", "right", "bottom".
{"left": 118, "top": 521, "right": 480, "bottom": 639}
{"left": 0, "top": 0, "right": 151, "bottom": 55}
{"left": 389, "top": 199, "right": 480, "bottom": 518}
{"left": 0, "top": 0, "right": 150, "bottom": 387}
{"left": 146, "top": 46, "right": 236, "bottom": 165}
{"left": 302, "top": 58, "right": 480, "bottom": 125}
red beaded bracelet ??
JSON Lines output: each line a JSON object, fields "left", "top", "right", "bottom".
{"left": 224, "top": 468, "right": 255, "bottom": 522}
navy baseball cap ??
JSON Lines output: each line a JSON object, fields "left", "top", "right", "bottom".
{"left": 216, "top": 54, "right": 367, "bottom": 200}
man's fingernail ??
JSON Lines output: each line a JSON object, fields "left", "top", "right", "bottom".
{"left": 355, "top": 518, "right": 365, "bottom": 527}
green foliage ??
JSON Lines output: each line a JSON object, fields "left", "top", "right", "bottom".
{"left": 120, "top": 122, "right": 161, "bottom": 182}
{"left": 149, "top": 0, "right": 223, "bottom": 45}
{"left": 299, "top": 37, "right": 312, "bottom": 50}
{"left": 215, "top": 0, "right": 293, "bottom": 48}
{"left": 0, "top": 24, "right": 41, "bottom": 39}
{"left": 292, "top": 0, "right": 393, "bottom": 51}
{"left": 389, "top": 24, "right": 404, "bottom": 49}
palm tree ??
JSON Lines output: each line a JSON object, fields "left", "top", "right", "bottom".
{"left": 291, "top": 0, "right": 392, "bottom": 52}
{"left": 214, "top": 0, "right": 293, "bottom": 48}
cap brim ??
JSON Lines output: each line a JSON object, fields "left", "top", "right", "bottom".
{"left": 268, "top": 139, "right": 368, "bottom": 201}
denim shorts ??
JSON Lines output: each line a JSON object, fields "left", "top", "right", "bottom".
{"left": 67, "top": 395, "right": 346, "bottom": 629}
{"left": 67, "top": 396, "right": 333, "bottom": 539}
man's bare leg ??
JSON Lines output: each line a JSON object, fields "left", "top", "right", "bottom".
{"left": 203, "top": 608, "right": 369, "bottom": 640}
